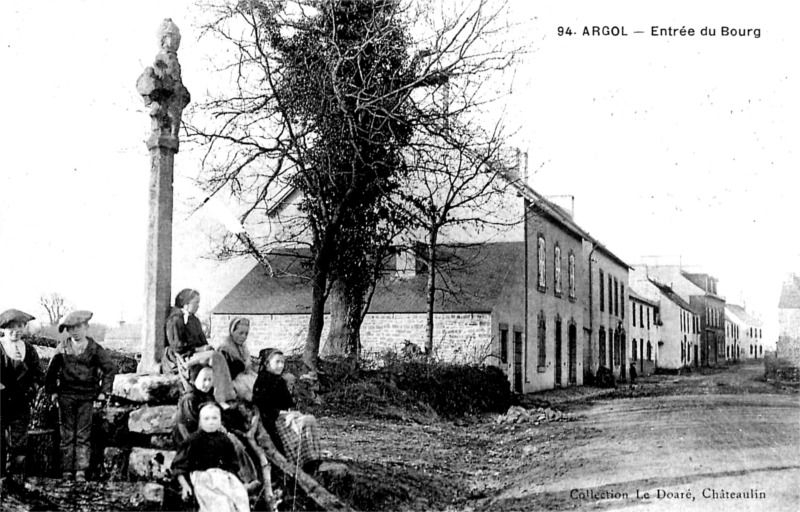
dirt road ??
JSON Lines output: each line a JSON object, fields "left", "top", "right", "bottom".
{"left": 320, "top": 361, "right": 799, "bottom": 512}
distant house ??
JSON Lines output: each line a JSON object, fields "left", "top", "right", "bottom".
{"left": 778, "top": 273, "right": 800, "bottom": 366}
{"left": 724, "top": 308, "right": 743, "bottom": 361}
{"left": 211, "top": 243, "right": 526, "bottom": 370}
{"left": 641, "top": 266, "right": 725, "bottom": 367}
{"left": 103, "top": 321, "right": 142, "bottom": 354}
{"left": 628, "top": 290, "right": 660, "bottom": 376}
{"left": 726, "top": 304, "right": 762, "bottom": 360}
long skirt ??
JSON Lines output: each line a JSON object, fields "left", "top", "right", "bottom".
{"left": 274, "top": 411, "right": 321, "bottom": 470}
{"left": 228, "top": 432, "right": 258, "bottom": 486}
{"left": 190, "top": 468, "right": 250, "bottom": 512}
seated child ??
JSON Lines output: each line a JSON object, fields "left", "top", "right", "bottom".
{"left": 216, "top": 317, "right": 257, "bottom": 402}
{"left": 173, "top": 364, "right": 258, "bottom": 489}
{"left": 252, "top": 348, "right": 321, "bottom": 475}
{"left": 172, "top": 402, "right": 250, "bottom": 512}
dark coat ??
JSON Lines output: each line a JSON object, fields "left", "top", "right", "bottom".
{"left": 44, "top": 337, "right": 117, "bottom": 398}
{"left": 0, "top": 340, "right": 43, "bottom": 415}
{"left": 171, "top": 430, "right": 239, "bottom": 478}
{"left": 173, "top": 387, "right": 216, "bottom": 445}
{"left": 164, "top": 308, "right": 207, "bottom": 356}
{"left": 252, "top": 370, "right": 294, "bottom": 440}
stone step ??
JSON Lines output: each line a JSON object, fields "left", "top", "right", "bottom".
{"left": 112, "top": 373, "right": 182, "bottom": 404}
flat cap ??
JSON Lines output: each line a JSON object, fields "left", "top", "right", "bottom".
{"left": 0, "top": 309, "right": 35, "bottom": 329}
{"left": 58, "top": 310, "right": 93, "bottom": 333}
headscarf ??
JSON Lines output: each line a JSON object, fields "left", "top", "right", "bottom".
{"left": 188, "top": 363, "right": 212, "bottom": 385}
{"left": 226, "top": 316, "right": 251, "bottom": 365}
{"left": 175, "top": 288, "right": 200, "bottom": 308}
{"left": 258, "top": 347, "right": 284, "bottom": 373}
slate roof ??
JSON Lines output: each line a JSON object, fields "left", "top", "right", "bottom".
{"left": 726, "top": 304, "right": 761, "bottom": 327}
{"left": 648, "top": 278, "right": 694, "bottom": 312}
{"left": 212, "top": 242, "right": 524, "bottom": 315}
{"left": 628, "top": 289, "right": 658, "bottom": 308}
{"left": 779, "top": 274, "right": 800, "bottom": 309}
{"left": 499, "top": 167, "right": 630, "bottom": 270}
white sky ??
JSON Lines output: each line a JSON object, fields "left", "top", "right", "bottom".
{"left": 1, "top": 1, "right": 797, "bottom": 348}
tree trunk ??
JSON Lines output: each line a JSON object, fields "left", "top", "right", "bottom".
{"left": 425, "top": 230, "right": 438, "bottom": 354}
{"left": 304, "top": 251, "right": 330, "bottom": 374}
{"left": 322, "top": 279, "right": 362, "bottom": 360}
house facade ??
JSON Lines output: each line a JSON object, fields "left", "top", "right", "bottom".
{"left": 642, "top": 266, "right": 725, "bottom": 367}
{"left": 724, "top": 308, "right": 743, "bottom": 361}
{"left": 777, "top": 273, "right": 800, "bottom": 366}
{"left": 628, "top": 291, "right": 659, "bottom": 376}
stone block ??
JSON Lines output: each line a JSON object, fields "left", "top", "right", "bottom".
{"left": 98, "top": 405, "right": 134, "bottom": 446}
{"left": 104, "top": 446, "right": 131, "bottom": 481}
{"left": 150, "top": 434, "right": 175, "bottom": 450}
{"left": 128, "top": 447, "right": 176, "bottom": 482}
{"left": 112, "top": 373, "right": 182, "bottom": 404}
{"left": 128, "top": 405, "right": 178, "bottom": 434}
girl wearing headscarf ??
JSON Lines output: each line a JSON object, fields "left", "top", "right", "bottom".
{"left": 173, "top": 364, "right": 258, "bottom": 491}
{"left": 0, "top": 309, "right": 42, "bottom": 479}
{"left": 161, "top": 289, "right": 235, "bottom": 403}
{"left": 216, "top": 317, "right": 257, "bottom": 402}
{"left": 252, "top": 348, "right": 321, "bottom": 475}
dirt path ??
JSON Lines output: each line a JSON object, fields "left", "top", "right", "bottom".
{"left": 320, "top": 362, "right": 799, "bottom": 512}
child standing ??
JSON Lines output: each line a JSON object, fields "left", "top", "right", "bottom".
{"left": 0, "top": 309, "right": 42, "bottom": 479}
{"left": 44, "top": 310, "right": 117, "bottom": 481}
{"left": 172, "top": 402, "right": 250, "bottom": 512}
{"left": 252, "top": 348, "right": 321, "bottom": 475}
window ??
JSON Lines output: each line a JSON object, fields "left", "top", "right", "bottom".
{"left": 599, "top": 327, "right": 606, "bottom": 366}
{"left": 537, "top": 311, "right": 546, "bottom": 367}
{"left": 568, "top": 253, "right": 576, "bottom": 298}
{"left": 647, "top": 308, "right": 650, "bottom": 329}
{"left": 632, "top": 302, "right": 636, "bottom": 325}
{"left": 760, "top": 346, "right": 763, "bottom": 355}
{"left": 632, "top": 338, "right": 638, "bottom": 360}
{"left": 554, "top": 245, "right": 562, "bottom": 295}
{"left": 621, "top": 285, "right": 625, "bottom": 319}
{"left": 537, "top": 236, "right": 546, "bottom": 290}
{"left": 647, "top": 341, "right": 652, "bottom": 361}
{"left": 639, "top": 304, "right": 644, "bottom": 328}
{"left": 613, "top": 329, "right": 620, "bottom": 366}
{"left": 614, "top": 278, "right": 619, "bottom": 316}
{"left": 608, "top": 275, "right": 613, "bottom": 315}
{"left": 499, "top": 326, "right": 509, "bottom": 364}
{"left": 599, "top": 270, "right": 605, "bottom": 312}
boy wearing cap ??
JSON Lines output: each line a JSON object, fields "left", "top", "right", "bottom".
{"left": 0, "top": 309, "right": 42, "bottom": 480}
{"left": 44, "top": 310, "right": 117, "bottom": 481}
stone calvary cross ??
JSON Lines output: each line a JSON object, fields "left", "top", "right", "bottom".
{"left": 136, "top": 19, "right": 191, "bottom": 373}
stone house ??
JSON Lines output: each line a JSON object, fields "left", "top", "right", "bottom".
{"left": 211, "top": 242, "right": 526, "bottom": 371}
{"left": 627, "top": 290, "right": 659, "bottom": 376}
{"left": 777, "top": 273, "right": 800, "bottom": 366}
{"left": 726, "top": 304, "right": 763, "bottom": 360}
{"left": 582, "top": 241, "right": 631, "bottom": 381}
{"left": 724, "top": 308, "right": 743, "bottom": 361}
{"left": 641, "top": 266, "right": 725, "bottom": 367}
{"left": 647, "top": 278, "right": 700, "bottom": 370}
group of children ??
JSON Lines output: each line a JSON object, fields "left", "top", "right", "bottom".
{"left": 1, "top": 288, "right": 322, "bottom": 512}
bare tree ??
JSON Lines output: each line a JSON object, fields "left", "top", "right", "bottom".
{"left": 188, "top": 0, "right": 525, "bottom": 372}
{"left": 40, "top": 292, "right": 71, "bottom": 325}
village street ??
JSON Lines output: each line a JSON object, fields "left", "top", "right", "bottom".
{"left": 319, "top": 361, "right": 799, "bottom": 512}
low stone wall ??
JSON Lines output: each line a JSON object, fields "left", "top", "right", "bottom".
{"left": 211, "top": 312, "right": 493, "bottom": 363}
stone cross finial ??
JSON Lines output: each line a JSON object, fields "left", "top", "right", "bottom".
{"left": 136, "top": 18, "right": 191, "bottom": 151}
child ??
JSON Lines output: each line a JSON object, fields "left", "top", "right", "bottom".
{"left": 0, "top": 309, "right": 42, "bottom": 479}
{"left": 216, "top": 317, "right": 257, "bottom": 402}
{"left": 171, "top": 402, "right": 251, "bottom": 512}
{"left": 44, "top": 310, "right": 117, "bottom": 481}
{"left": 252, "top": 348, "right": 321, "bottom": 475}
{"left": 173, "top": 364, "right": 259, "bottom": 490}
{"left": 162, "top": 288, "right": 235, "bottom": 403}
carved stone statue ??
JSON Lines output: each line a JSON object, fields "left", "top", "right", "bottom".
{"left": 137, "top": 18, "right": 191, "bottom": 149}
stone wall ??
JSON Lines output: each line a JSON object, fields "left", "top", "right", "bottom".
{"left": 211, "top": 312, "right": 494, "bottom": 363}
{"left": 778, "top": 309, "right": 800, "bottom": 367}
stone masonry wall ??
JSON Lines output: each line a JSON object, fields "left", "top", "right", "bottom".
{"left": 211, "top": 312, "right": 493, "bottom": 363}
